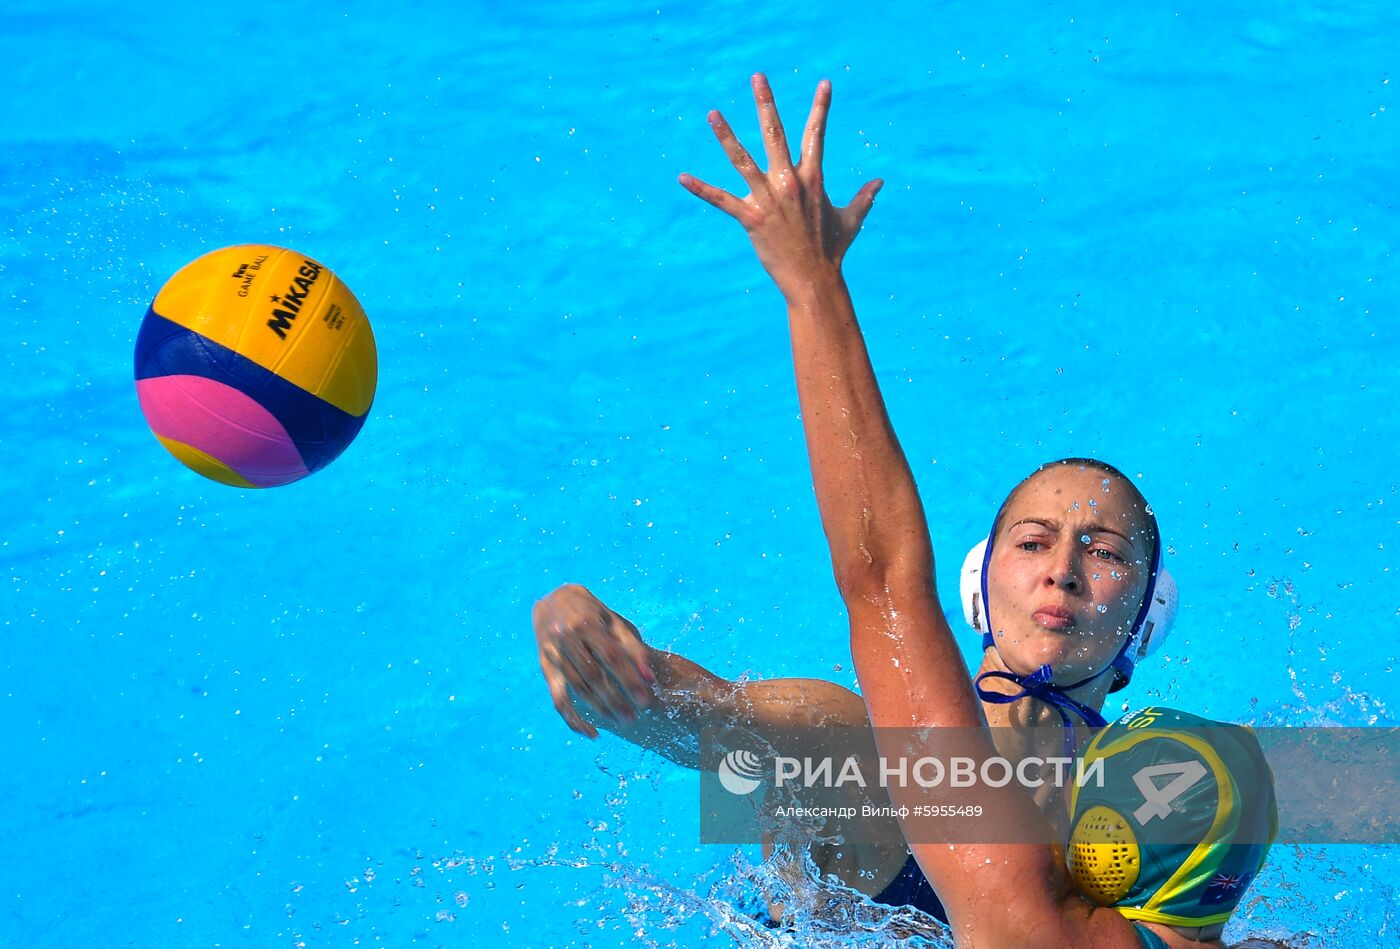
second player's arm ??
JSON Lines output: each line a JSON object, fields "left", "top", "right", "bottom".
{"left": 534, "top": 583, "right": 867, "bottom": 768}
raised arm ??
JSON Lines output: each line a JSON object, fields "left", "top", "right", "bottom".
{"left": 682, "top": 76, "right": 1169, "bottom": 948}
{"left": 680, "top": 75, "right": 979, "bottom": 733}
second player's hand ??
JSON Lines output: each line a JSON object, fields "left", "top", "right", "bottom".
{"left": 533, "top": 584, "right": 657, "bottom": 739}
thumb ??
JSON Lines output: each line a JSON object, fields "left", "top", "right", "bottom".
{"left": 844, "top": 177, "right": 884, "bottom": 229}
{"left": 546, "top": 670, "right": 598, "bottom": 739}
{"left": 610, "top": 613, "right": 656, "bottom": 685}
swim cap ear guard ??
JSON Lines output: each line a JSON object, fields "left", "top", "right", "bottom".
{"left": 959, "top": 538, "right": 1177, "bottom": 691}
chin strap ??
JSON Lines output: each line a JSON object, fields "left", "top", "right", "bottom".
{"left": 974, "top": 664, "right": 1108, "bottom": 758}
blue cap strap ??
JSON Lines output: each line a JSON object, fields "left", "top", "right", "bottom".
{"left": 975, "top": 665, "right": 1108, "bottom": 757}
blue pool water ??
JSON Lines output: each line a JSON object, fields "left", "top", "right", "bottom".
{"left": 3, "top": 1, "right": 1395, "bottom": 946}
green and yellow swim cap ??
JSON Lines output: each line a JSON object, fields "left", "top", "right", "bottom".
{"left": 1067, "top": 707, "right": 1278, "bottom": 929}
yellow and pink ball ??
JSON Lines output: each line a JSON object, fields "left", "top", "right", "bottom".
{"left": 134, "top": 245, "right": 377, "bottom": 488}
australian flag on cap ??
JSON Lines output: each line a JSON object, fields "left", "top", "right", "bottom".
{"left": 1199, "top": 871, "right": 1255, "bottom": 906}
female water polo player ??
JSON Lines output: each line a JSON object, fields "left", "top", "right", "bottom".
{"left": 535, "top": 76, "right": 1276, "bottom": 946}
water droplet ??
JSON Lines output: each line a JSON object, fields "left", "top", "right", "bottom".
{"left": 1096, "top": 604, "right": 1108, "bottom": 613}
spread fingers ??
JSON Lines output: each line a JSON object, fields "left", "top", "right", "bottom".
{"left": 678, "top": 172, "right": 748, "bottom": 220}
{"left": 751, "top": 73, "right": 795, "bottom": 175}
{"left": 800, "top": 79, "right": 832, "bottom": 173}
{"left": 707, "top": 109, "right": 766, "bottom": 193}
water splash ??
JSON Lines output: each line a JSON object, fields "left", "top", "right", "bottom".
{"left": 1260, "top": 575, "right": 1394, "bottom": 727}
{"left": 289, "top": 761, "right": 953, "bottom": 947}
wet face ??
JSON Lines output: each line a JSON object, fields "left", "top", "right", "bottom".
{"left": 983, "top": 465, "right": 1154, "bottom": 684}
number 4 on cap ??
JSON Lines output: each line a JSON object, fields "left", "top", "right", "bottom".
{"left": 1132, "top": 760, "right": 1209, "bottom": 824}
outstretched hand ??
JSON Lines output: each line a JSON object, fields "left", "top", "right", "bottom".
{"left": 533, "top": 584, "right": 657, "bottom": 739}
{"left": 679, "top": 74, "right": 882, "bottom": 297}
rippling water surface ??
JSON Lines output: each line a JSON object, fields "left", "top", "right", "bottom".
{"left": 2, "top": 1, "right": 1394, "bottom": 945}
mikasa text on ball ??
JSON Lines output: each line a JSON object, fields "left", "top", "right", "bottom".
{"left": 134, "top": 245, "right": 377, "bottom": 488}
